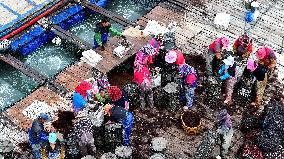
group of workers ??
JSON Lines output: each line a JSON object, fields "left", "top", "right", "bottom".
{"left": 29, "top": 78, "right": 134, "bottom": 158}
{"left": 208, "top": 34, "right": 276, "bottom": 107}
{"left": 28, "top": 17, "right": 277, "bottom": 159}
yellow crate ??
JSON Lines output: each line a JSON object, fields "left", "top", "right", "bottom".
{"left": 180, "top": 114, "right": 201, "bottom": 135}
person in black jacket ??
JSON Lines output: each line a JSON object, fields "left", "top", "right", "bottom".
{"left": 104, "top": 104, "right": 134, "bottom": 146}
{"left": 107, "top": 86, "right": 129, "bottom": 110}
{"left": 246, "top": 59, "right": 268, "bottom": 106}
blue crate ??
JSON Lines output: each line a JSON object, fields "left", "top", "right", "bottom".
{"left": 10, "top": 39, "right": 20, "bottom": 51}
{"left": 29, "top": 26, "right": 45, "bottom": 36}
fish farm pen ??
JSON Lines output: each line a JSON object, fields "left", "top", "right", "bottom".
{"left": 0, "top": 0, "right": 284, "bottom": 158}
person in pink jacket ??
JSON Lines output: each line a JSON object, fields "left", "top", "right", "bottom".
{"left": 133, "top": 43, "right": 157, "bottom": 109}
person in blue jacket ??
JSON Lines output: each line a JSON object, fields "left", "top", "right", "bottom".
{"left": 104, "top": 104, "right": 134, "bottom": 146}
{"left": 29, "top": 113, "right": 51, "bottom": 159}
{"left": 218, "top": 54, "right": 237, "bottom": 105}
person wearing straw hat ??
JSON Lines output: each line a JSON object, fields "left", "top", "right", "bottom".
{"left": 218, "top": 54, "right": 237, "bottom": 105}
{"left": 103, "top": 104, "right": 134, "bottom": 146}
{"left": 29, "top": 113, "right": 51, "bottom": 159}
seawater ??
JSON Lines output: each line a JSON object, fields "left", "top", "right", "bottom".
{"left": 0, "top": 61, "right": 38, "bottom": 111}
{"left": 0, "top": 0, "right": 156, "bottom": 110}
{"left": 70, "top": 0, "right": 153, "bottom": 44}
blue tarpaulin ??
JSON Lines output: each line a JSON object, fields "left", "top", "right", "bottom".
{"left": 9, "top": 0, "right": 109, "bottom": 56}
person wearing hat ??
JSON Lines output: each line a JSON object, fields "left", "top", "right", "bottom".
{"left": 93, "top": 18, "right": 124, "bottom": 50}
{"left": 217, "top": 109, "right": 233, "bottom": 158}
{"left": 255, "top": 46, "right": 277, "bottom": 77}
{"left": 233, "top": 34, "right": 253, "bottom": 60}
{"left": 72, "top": 108, "right": 96, "bottom": 157}
{"left": 41, "top": 133, "right": 65, "bottom": 159}
{"left": 29, "top": 113, "right": 51, "bottom": 159}
{"left": 218, "top": 54, "right": 237, "bottom": 105}
{"left": 247, "top": 60, "right": 268, "bottom": 107}
{"left": 133, "top": 44, "right": 156, "bottom": 108}
{"left": 165, "top": 49, "right": 185, "bottom": 66}
{"left": 107, "top": 86, "right": 129, "bottom": 110}
{"left": 208, "top": 37, "right": 230, "bottom": 75}
{"left": 178, "top": 63, "right": 198, "bottom": 110}
{"left": 104, "top": 104, "right": 134, "bottom": 146}
{"left": 164, "top": 49, "right": 185, "bottom": 88}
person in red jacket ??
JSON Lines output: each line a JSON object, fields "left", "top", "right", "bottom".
{"left": 233, "top": 34, "right": 253, "bottom": 59}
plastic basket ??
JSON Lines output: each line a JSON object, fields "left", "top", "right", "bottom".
{"left": 180, "top": 114, "right": 201, "bottom": 135}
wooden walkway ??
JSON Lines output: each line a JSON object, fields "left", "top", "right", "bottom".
{"left": 4, "top": 86, "right": 71, "bottom": 130}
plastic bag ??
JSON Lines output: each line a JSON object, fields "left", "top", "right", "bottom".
{"left": 89, "top": 106, "right": 104, "bottom": 127}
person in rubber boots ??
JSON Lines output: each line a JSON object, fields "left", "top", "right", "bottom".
{"left": 208, "top": 37, "right": 230, "bottom": 76}
{"left": 218, "top": 54, "right": 237, "bottom": 105}
{"left": 178, "top": 63, "right": 198, "bottom": 110}
{"left": 29, "top": 113, "right": 51, "bottom": 159}
{"left": 104, "top": 104, "right": 134, "bottom": 146}
{"left": 233, "top": 34, "right": 253, "bottom": 60}
{"left": 246, "top": 59, "right": 268, "bottom": 107}
{"left": 94, "top": 18, "right": 123, "bottom": 50}
{"left": 133, "top": 44, "right": 157, "bottom": 109}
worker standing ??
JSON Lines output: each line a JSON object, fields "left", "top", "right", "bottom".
{"left": 73, "top": 109, "right": 96, "bottom": 157}
{"left": 246, "top": 59, "right": 269, "bottom": 107}
{"left": 133, "top": 44, "right": 156, "bottom": 108}
{"left": 255, "top": 46, "right": 277, "bottom": 77}
{"left": 218, "top": 54, "right": 237, "bottom": 105}
{"left": 178, "top": 63, "right": 198, "bottom": 110}
{"left": 217, "top": 109, "right": 233, "bottom": 158}
{"left": 104, "top": 104, "right": 134, "bottom": 146}
{"left": 94, "top": 18, "right": 124, "bottom": 50}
